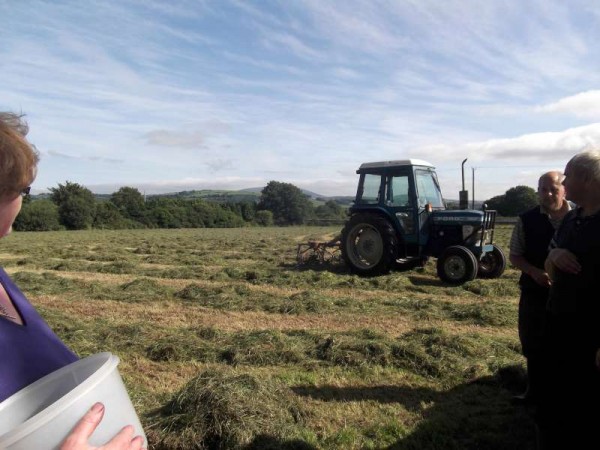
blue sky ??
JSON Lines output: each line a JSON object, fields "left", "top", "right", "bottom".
{"left": 2, "top": 0, "right": 600, "bottom": 200}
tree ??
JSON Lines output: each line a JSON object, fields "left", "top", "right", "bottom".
{"left": 94, "top": 201, "right": 136, "bottom": 229}
{"left": 13, "top": 200, "right": 62, "bottom": 231}
{"left": 315, "top": 200, "right": 347, "bottom": 220}
{"left": 484, "top": 195, "right": 505, "bottom": 212}
{"left": 254, "top": 210, "right": 273, "bottom": 226}
{"left": 223, "top": 201, "right": 256, "bottom": 223}
{"left": 144, "top": 198, "right": 182, "bottom": 228}
{"left": 50, "top": 181, "right": 96, "bottom": 229}
{"left": 484, "top": 185, "right": 537, "bottom": 216}
{"left": 110, "top": 187, "right": 146, "bottom": 222}
{"left": 186, "top": 199, "right": 245, "bottom": 228}
{"left": 240, "top": 202, "right": 256, "bottom": 222}
{"left": 258, "top": 181, "right": 313, "bottom": 225}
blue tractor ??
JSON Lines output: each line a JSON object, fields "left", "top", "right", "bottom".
{"left": 339, "top": 159, "right": 505, "bottom": 284}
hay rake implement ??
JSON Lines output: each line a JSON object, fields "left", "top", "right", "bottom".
{"left": 296, "top": 237, "right": 341, "bottom": 265}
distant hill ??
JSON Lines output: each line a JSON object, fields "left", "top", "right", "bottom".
{"left": 239, "top": 186, "right": 335, "bottom": 201}
{"left": 141, "top": 187, "right": 356, "bottom": 206}
{"left": 156, "top": 189, "right": 356, "bottom": 206}
{"left": 32, "top": 189, "right": 488, "bottom": 209}
{"left": 30, "top": 187, "right": 355, "bottom": 206}
{"left": 151, "top": 189, "right": 261, "bottom": 203}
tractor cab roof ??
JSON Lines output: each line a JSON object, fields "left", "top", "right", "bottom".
{"left": 357, "top": 159, "right": 434, "bottom": 174}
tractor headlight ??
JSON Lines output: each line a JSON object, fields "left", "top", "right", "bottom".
{"left": 462, "top": 225, "right": 474, "bottom": 240}
{"left": 463, "top": 225, "right": 483, "bottom": 246}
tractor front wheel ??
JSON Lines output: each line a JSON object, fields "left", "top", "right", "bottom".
{"left": 477, "top": 244, "right": 506, "bottom": 278}
{"left": 341, "top": 214, "right": 397, "bottom": 276}
{"left": 437, "top": 245, "right": 478, "bottom": 284}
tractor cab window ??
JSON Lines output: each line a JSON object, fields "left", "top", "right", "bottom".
{"left": 415, "top": 170, "right": 444, "bottom": 208}
{"left": 357, "top": 174, "right": 382, "bottom": 204}
{"left": 388, "top": 175, "right": 411, "bottom": 207}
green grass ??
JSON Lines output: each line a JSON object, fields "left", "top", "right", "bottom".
{"left": 0, "top": 225, "right": 536, "bottom": 449}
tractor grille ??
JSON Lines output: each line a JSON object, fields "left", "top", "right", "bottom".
{"left": 482, "top": 210, "right": 497, "bottom": 244}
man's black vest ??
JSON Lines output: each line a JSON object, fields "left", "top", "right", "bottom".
{"left": 519, "top": 206, "right": 555, "bottom": 290}
{"left": 547, "top": 209, "right": 600, "bottom": 317}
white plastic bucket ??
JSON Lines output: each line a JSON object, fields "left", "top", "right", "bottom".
{"left": 0, "top": 352, "right": 147, "bottom": 449}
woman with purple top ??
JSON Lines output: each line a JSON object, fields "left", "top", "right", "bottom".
{"left": 0, "top": 112, "right": 145, "bottom": 450}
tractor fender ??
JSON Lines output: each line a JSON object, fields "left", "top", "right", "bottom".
{"left": 348, "top": 207, "right": 406, "bottom": 236}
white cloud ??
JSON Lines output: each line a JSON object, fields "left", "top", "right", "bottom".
{"left": 47, "top": 150, "right": 124, "bottom": 163}
{"left": 143, "top": 121, "right": 231, "bottom": 149}
{"left": 205, "top": 158, "right": 235, "bottom": 173}
{"left": 259, "top": 29, "right": 324, "bottom": 61}
{"left": 144, "top": 130, "right": 207, "bottom": 148}
{"left": 299, "top": 1, "right": 411, "bottom": 54}
{"left": 330, "top": 67, "right": 362, "bottom": 80}
{"left": 469, "top": 123, "right": 600, "bottom": 160}
{"left": 409, "top": 123, "right": 600, "bottom": 165}
{"left": 537, "top": 90, "right": 600, "bottom": 120}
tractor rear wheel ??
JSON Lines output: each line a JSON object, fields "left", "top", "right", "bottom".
{"left": 437, "top": 245, "right": 478, "bottom": 284}
{"left": 477, "top": 244, "right": 506, "bottom": 278}
{"left": 341, "top": 214, "right": 397, "bottom": 276}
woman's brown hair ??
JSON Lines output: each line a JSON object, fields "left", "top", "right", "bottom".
{"left": 0, "top": 113, "right": 39, "bottom": 200}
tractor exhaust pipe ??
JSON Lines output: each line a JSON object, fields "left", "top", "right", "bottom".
{"left": 459, "top": 158, "right": 468, "bottom": 209}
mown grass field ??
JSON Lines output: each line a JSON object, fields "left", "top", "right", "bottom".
{"left": 0, "top": 225, "right": 535, "bottom": 449}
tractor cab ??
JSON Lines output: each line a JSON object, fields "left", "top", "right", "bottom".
{"left": 352, "top": 159, "right": 444, "bottom": 259}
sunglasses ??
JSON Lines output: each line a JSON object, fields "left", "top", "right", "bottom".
{"left": 20, "top": 186, "right": 31, "bottom": 197}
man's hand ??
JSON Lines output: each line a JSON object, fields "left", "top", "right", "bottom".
{"left": 529, "top": 268, "right": 552, "bottom": 287}
{"left": 510, "top": 254, "right": 552, "bottom": 286}
{"left": 547, "top": 248, "right": 581, "bottom": 274}
{"left": 60, "top": 403, "right": 145, "bottom": 450}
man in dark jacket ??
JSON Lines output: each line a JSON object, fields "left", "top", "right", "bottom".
{"left": 508, "top": 171, "right": 570, "bottom": 404}
{"left": 539, "top": 151, "right": 600, "bottom": 449}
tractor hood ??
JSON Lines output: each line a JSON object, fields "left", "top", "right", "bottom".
{"left": 430, "top": 210, "right": 484, "bottom": 226}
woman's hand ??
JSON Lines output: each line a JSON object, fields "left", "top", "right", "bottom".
{"left": 60, "top": 403, "right": 145, "bottom": 450}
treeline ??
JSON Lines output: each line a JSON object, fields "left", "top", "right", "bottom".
{"left": 14, "top": 181, "right": 348, "bottom": 231}
{"left": 484, "top": 185, "right": 538, "bottom": 217}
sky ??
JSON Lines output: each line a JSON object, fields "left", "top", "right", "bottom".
{"left": 3, "top": 0, "right": 600, "bottom": 200}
